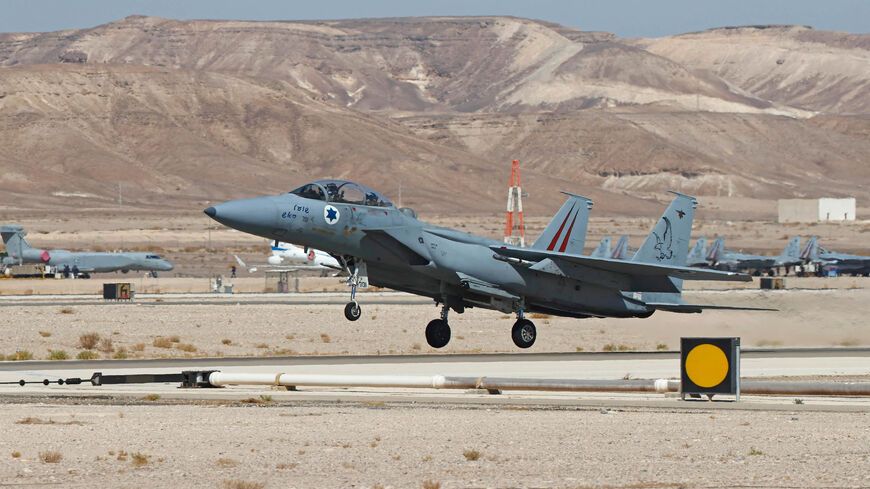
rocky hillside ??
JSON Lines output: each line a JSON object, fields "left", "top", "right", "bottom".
{"left": 0, "top": 17, "right": 867, "bottom": 217}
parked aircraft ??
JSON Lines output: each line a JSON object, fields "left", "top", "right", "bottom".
{"left": 234, "top": 241, "right": 341, "bottom": 273}
{"left": 802, "top": 237, "right": 870, "bottom": 276}
{"left": 589, "top": 237, "right": 612, "bottom": 258}
{"left": 706, "top": 236, "right": 803, "bottom": 275}
{"left": 0, "top": 225, "right": 173, "bottom": 277}
{"left": 205, "top": 180, "right": 763, "bottom": 349}
{"left": 590, "top": 236, "right": 631, "bottom": 260}
{"left": 686, "top": 238, "right": 708, "bottom": 267}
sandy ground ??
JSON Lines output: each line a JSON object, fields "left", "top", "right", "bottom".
{"left": 1, "top": 285, "right": 868, "bottom": 361}
{"left": 1, "top": 279, "right": 869, "bottom": 487}
{"left": 0, "top": 401, "right": 868, "bottom": 488}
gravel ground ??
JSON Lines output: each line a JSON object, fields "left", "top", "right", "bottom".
{"left": 1, "top": 401, "right": 868, "bottom": 488}
{"left": 1, "top": 288, "right": 868, "bottom": 361}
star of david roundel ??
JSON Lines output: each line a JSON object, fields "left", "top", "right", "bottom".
{"left": 324, "top": 205, "right": 340, "bottom": 225}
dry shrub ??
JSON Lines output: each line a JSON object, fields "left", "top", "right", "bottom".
{"left": 221, "top": 339, "right": 232, "bottom": 345}
{"left": 39, "top": 451, "right": 62, "bottom": 463}
{"left": 131, "top": 452, "right": 149, "bottom": 467}
{"left": 175, "top": 343, "right": 197, "bottom": 352}
{"left": 114, "top": 348, "right": 128, "bottom": 359}
{"left": 276, "top": 462, "right": 298, "bottom": 469}
{"left": 320, "top": 333, "right": 331, "bottom": 343}
{"left": 79, "top": 332, "right": 100, "bottom": 350}
{"left": 255, "top": 343, "right": 269, "bottom": 349}
{"left": 47, "top": 350, "right": 69, "bottom": 360}
{"left": 98, "top": 337, "right": 114, "bottom": 353}
{"left": 76, "top": 350, "right": 98, "bottom": 360}
{"left": 59, "top": 307, "right": 74, "bottom": 315}
{"left": 132, "top": 343, "right": 146, "bottom": 352}
{"left": 168, "top": 335, "right": 181, "bottom": 343}
{"left": 7, "top": 350, "right": 33, "bottom": 361}
{"left": 152, "top": 337, "right": 172, "bottom": 348}
{"left": 222, "top": 481, "right": 265, "bottom": 489}
{"left": 462, "top": 449, "right": 481, "bottom": 461}
{"left": 216, "top": 458, "right": 238, "bottom": 467}
{"left": 38, "top": 331, "right": 51, "bottom": 337}
{"left": 141, "top": 394, "right": 160, "bottom": 401}
{"left": 11, "top": 452, "right": 21, "bottom": 458}
{"left": 421, "top": 481, "right": 441, "bottom": 489}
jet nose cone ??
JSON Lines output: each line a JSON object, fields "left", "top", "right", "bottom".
{"left": 205, "top": 197, "right": 280, "bottom": 237}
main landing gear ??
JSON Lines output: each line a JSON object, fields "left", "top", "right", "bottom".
{"left": 425, "top": 304, "right": 451, "bottom": 348}
{"left": 423, "top": 303, "right": 537, "bottom": 350}
{"left": 511, "top": 311, "right": 536, "bottom": 349}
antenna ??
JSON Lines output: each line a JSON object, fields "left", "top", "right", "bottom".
{"left": 504, "top": 160, "right": 526, "bottom": 247}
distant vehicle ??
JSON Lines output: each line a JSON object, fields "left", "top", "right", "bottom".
{"left": 0, "top": 225, "right": 173, "bottom": 277}
{"left": 705, "top": 236, "right": 803, "bottom": 275}
{"left": 205, "top": 179, "right": 765, "bottom": 349}
{"left": 234, "top": 241, "right": 341, "bottom": 273}
{"left": 802, "top": 237, "right": 870, "bottom": 276}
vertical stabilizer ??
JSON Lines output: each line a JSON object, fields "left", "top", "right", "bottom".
{"left": 531, "top": 192, "right": 593, "bottom": 255}
{"left": 589, "top": 237, "right": 611, "bottom": 258}
{"left": 706, "top": 237, "right": 725, "bottom": 263}
{"left": 778, "top": 236, "right": 802, "bottom": 262}
{"left": 0, "top": 225, "right": 31, "bottom": 265}
{"left": 632, "top": 192, "right": 697, "bottom": 267}
{"left": 610, "top": 236, "right": 630, "bottom": 260}
{"left": 801, "top": 236, "right": 819, "bottom": 261}
{"left": 687, "top": 237, "right": 708, "bottom": 266}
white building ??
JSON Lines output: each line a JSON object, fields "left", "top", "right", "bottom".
{"left": 777, "top": 198, "right": 856, "bottom": 223}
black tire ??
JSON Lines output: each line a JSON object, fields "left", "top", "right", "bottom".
{"left": 425, "top": 319, "right": 451, "bottom": 348}
{"left": 344, "top": 301, "right": 361, "bottom": 321}
{"left": 511, "top": 319, "right": 536, "bottom": 349}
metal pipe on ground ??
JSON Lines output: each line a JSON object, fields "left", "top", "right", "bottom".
{"left": 208, "top": 372, "right": 870, "bottom": 396}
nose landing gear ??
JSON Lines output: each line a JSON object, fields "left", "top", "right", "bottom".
{"left": 343, "top": 258, "right": 367, "bottom": 322}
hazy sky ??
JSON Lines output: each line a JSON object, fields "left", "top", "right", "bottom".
{"left": 2, "top": 0, "right": 869, "bottom": 38}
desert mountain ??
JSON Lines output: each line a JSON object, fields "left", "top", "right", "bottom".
{"left": 0, "top": 16, "right": 867, "bottom": 217}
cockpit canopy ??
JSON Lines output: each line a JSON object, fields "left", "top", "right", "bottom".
{"left": 289, "top": 180, "right": 393, "bottom": 208}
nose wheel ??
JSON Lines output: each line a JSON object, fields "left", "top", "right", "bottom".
{"left": 511, "top": 318, "right": 536, "bottom": 349}
{"left": 344, "top": 301, "right": 361, "bottom": 321}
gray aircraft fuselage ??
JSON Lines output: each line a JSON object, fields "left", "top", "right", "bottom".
{"left": 206, "top": 184, "right": 653, "bottom": 319}
{"left": 1, "top": 225, "right": 174, "bottom": 274}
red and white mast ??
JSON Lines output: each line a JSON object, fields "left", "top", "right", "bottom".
{"left": 504, "top": 159, "right": 526, "bottom": 247}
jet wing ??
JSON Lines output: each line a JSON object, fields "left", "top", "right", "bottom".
{"left": 490, "top": 245, "right": 750, "bottom": 292}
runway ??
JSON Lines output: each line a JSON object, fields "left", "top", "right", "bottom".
{"left": 3, "top": 349, "right": 869, "bottom": 412}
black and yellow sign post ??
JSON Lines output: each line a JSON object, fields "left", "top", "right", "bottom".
{"left": 680, "top": 337, "right": 740, "bottom": 401}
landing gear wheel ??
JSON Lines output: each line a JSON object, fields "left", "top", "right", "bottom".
{"left": 344, "top": 301, "right": 361, "bottom": 321}
{"left": 425, "top": 319, "right": 451, "bottom": 349}
{"left": 511, "top": 319, "right": 537, "bottom": 349}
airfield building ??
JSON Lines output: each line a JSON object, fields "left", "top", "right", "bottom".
{"left": 777, "top": 198, "right": 856, "bottom": 223}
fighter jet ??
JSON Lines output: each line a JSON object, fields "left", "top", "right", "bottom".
{"left": 234, "top": 241, "right": 341, "bottom": 273}
{"left": 1, "top": 225, "right": 174, "bottom": 277}
{"left": 205, "top": 179, "right": 762, "bottom": 349}
{"left": 802, "top": 237, "right": 870, "bottom": 276}
{"left": 706, "top": 236, "right": 803, "bottom": 275}
{"left": 589, "top": 237, "right": 612, "bottom": 258}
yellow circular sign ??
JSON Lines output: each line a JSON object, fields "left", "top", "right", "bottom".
{"left": 685, "top": 344, "right": 729, "bottom": 388}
